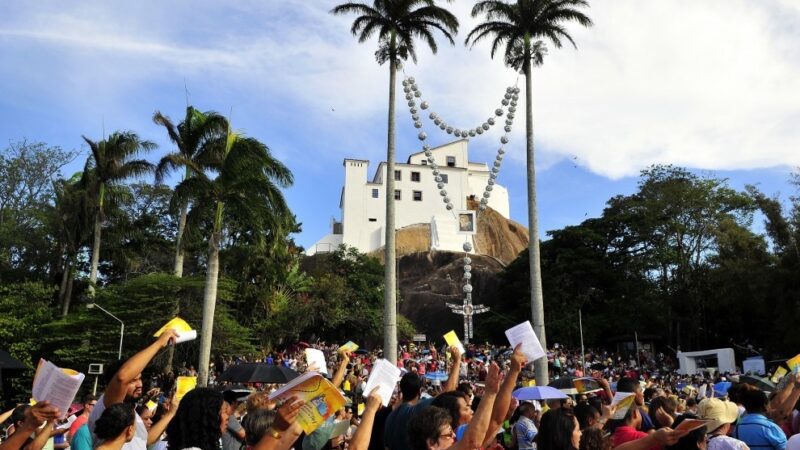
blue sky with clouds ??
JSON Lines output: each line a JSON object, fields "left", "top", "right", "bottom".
{"left": 1, "top": 0, "right": 798, "bottom": 249}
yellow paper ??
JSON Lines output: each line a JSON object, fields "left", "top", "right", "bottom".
{"left": 443, "top": 330, "right": 466, "bottom": 354}
{"left": 175, "top": 376, "right": 197, "bottom": 401}
{"left": 357, "top": 403, "right": 365, "bottom": 416}
{"left": 339, "top": 341, "right": 359, "bottom": 353}
{"left": 154, "top": 317, "right": 193, "bottom": 337}
{"left": 343, "top": 380, "right": 351, "bottom": 392}
{"left": 772, "top": 366, "right": 788, "bottom": 383}
{"left": 146, "top": 400, "right": 157, "bottom": 411}
{"left": 524, "top": 379, "right": 536, "bottom": 387}
{"left": 29, "top": 398, "right": 37, "bottom": 406}
{"left": 787, "top": 354, "right": 800, "bottom": 370}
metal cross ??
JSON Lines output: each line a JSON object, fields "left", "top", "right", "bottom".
{"left": 447, "top": 293, "right": 489, "bottom": 344}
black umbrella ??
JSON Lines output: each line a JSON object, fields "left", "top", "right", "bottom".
{"left": 739, "top": 375, "right": 776, "bottom": 392}
{"left": 354, "top": 349, "right": 369, "bottom": 355}
{"left": 218, "top": 363, "right": 299, "bottom": 384}
{"left": 548, "top": 375, "right": 578, "bottom": 394}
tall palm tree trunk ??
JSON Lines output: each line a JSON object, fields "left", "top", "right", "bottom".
{"left": 198, "top": 223, "right": 222, "bottom": 386}
{"left": 383, "top": 54, "right": 398, "bottom": 364}
{"left": 88, "top": 213, "right": 102, "bottom": 296}
{"left": 59, "top": 254, "right": 72, "bottom": 317}
{"left": 173, "top": 203, "right": 188, "bottom": 277}
{"left": 524, "top": 55, "right": 548, "bottom": 386}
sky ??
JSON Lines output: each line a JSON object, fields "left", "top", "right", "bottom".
{"left": 1, "top": 0, "right": 798, "bottom": 249}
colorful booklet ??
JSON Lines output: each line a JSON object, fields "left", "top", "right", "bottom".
{"left": 153, "top": 317, "right": 197, "bottom": 344}
{"left": 339, "top": 341, "right": 359, "bottom": 353}
{"left": 573, "top": 377, "right": 602, "bottom": 393}
{"left": 787, "top": 354, "right": 800, "bottom": 371}
{"left": 610, "top": 392, "right": 636, "bottom": 420}
{"left": 771, "top": 366, "right": 788, "bottom": 384}
{"left": 443, "top": 330, "right": 466, "bottom": 354}
{"left": 675, "top": 419, "right": 712, "bottom": 432}
{"left": 32, "top": 359, "right": 85, "bottom": 419}
{"left": 269, "top": 372, "right": 346, "bottom": 434}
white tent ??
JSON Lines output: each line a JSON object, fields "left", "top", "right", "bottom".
{"left": 677, "top": 348, "right": 736, "bottom": 375}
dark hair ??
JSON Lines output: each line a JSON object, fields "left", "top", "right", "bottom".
{"left": 167, "top": 388, "right": 225, "bottom": 450}
{"left": 616, "top": 378, "right": 639, "bottom": 393}
{"left": 579, "top": 427, "right": 611, "bottom": 450}
{"left": 432, "top": 391, "right": 470, "bottom": 429}
{"left": 82, "top": 394, "right": 97, "bottom": 405}
{"left": 741, "top": 387, "right": 768, "bottom": 414}
{"left": 727, "top": 383, "right": 749, "bottom": 404}
{"left": 242, "top": 409, "right": 276, "bottom": 446}
{"left": 10, "top": 405, "right": 28, "bottom": 426}
{"left": 400, "top": 372, "right": 423, "bottom": 401}
{"left": 408, "top": 406, "right": 452, "bottom": 450}
{"left": 103, "top": 360, "right": 125, "bottom": 385}
{"left": 685, "top": 398, "right": 696, "bottom": 408}
{"left": 94, "top": 403, "right": 135, "bottom": 441}
{"left": 648, "top": 397, "right": 677, "bottom": 429}
{"left": 536, "top": 409, "right": 579, "bottom": 450}
{"left": 644, "top": 388, "right": 658, "bottom": 403}
{"left": 574, "top": 403, "right": 600, "bottom": 430}
{"left": 457, "top": 382, "right": 474, "bottom": 397}
{"left": 666, "top": 414, "right": 706, "bottom": 450}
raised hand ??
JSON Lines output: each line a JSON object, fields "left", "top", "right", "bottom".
{"left": 365, "top": 387, "right": 383, "bottom": 412}
{"left": 485, "top": 363, "right": 501, "bottom": 394}
{"left": 274, "top": 396, "right": 305, "bottom": 432}
{"left": 157, "top": 328, "right": 180, "bottom": 347}
{"left": 24, "top": 402, "right": 61, "bottom": 430}
{"left": 510, "top": 344, "right": 527, "bottom": 372}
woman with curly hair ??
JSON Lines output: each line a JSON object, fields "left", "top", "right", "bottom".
{"left": 166, "top": 388, "right": 230, "bottom": 450}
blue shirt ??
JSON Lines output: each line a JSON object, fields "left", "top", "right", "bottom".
{"left": 734, "top": 413, "right": 787, "bottom": 450}
{"left": 514, "top": 416, "right": 538, "bottom": 450}
{"left": 70, "top": 424, "right": 92, "bottom": 450}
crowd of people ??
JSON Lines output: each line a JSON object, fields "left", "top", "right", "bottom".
{"left": 3, "top": 332, "right": 800, "bottom": 450}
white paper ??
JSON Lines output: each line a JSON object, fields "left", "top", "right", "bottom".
{"left": 698, "top": 384, "right": 707, "bottom": 399}
{"left": 58, "top": 415, "right": 77, "bottom": 430}
{"left": 504, "top": 321, "right": 546, "bottom": 362}
{"left": 305, "top": 348, "right": 328, "bottom": 375}
{"left": 175, "top": 329, "right": 197, "bottom": 344}
{"left": 363, "top": 359, "right": 401, "bottom": 406}
{"left": 610, "top": 391, "right": 635, "bottom": 407}
{"left": 32, "top": 359, "right": 85, "bottom": 419}
{"left": 330, "top": 420, "right": 351, "bottom": 438}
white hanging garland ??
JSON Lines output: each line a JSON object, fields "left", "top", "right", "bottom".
{"left": 401, "top": 75, "right": 519, "bottom": 319}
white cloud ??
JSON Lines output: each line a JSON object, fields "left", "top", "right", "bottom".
{"left": 0, "top": 0, "right": 798, "bottom": 179}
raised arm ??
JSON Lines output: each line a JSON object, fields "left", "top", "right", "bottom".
{"left": 613, "top": 427, "right": 688, "bottom": 450}
{"left": 0, "top": 403, "right": 60, "bottom": 450}
{"left": 349, "top": 388, "right": 383, "bottom": 450}
{"left": 769, "top": 373, "right": 800, "bottom": 422}
{"left": 332, "top": 350, "right": 351, "bottom": 389}
{"left": 452, "top": 363, "right": 501, "bottom": 450}
{"left": 443, "top": 346, "right": 462, "bottom": 393}
{"left": 105, "top": 329, "right": 178, "bottom": 405}
{"left": 482, "top": 345, "right": 526, "bottom": 447}
{"left": 147, "top": 394, "right": 179, "bottom": 445}
{"left": 253, "top": 396, "right": 305, "bottom": 450}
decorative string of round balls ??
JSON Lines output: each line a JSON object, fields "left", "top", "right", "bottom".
{"left": 403, "top": 75, "right": 520, "bottom": 216}
{"left": 402, "top": 77, "right": 516, "bottom": 139}
{"left": 463, "top": 254, "right": 473, "bottom": 298}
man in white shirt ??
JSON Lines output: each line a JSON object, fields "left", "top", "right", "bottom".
{"left": 89, "top": 330, "right": 179, "bottom": 450}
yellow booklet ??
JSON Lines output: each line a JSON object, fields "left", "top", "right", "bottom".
{"left": 268, "top": 372, "right": 346, "bottom": 434}
{"left": 339, "top": 341, "right": 359, "bottom": 353}
{"left": 153, "top": 317, "right": 197, "bottom": 343}
{"left": 772, "top": 366, "right": 788, "bottom": 384}
{"left": 787, "top": 354, "right": 800, "bottom": 371}
{"left": 176, "top": 376, "right": 197, "bottom": 401}
{"left": 443, "top": 330, "right": 466, "bottom": 354}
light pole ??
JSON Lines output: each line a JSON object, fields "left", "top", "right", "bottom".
{"left": 87, "top": 303, "right": 124, "bottom": 360}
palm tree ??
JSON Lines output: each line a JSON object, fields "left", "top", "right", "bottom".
{"left": 466, "top": 0, "right": 591, "bottom": 385}
{"left": 82, "top": 132, "right": 156, "bottom": 296}
{"left": 52, "top": 175, "right": 91, "bottom": 316}
{"left": 172, "top": 125, "right": 293, "bottom": 386}
{"left": 153, "top": 107, "right": 228, "bottom": 278}
{"left": 331, "top": 0, "right": 459, "bottom": 364}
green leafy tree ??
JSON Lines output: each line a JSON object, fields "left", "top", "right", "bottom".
{"left": 171, "top": 127, "right": 293, "bottom": 386}
{"left": 153, "top": 107, "right": 228, "bottom": 277}
{"left": 331, "top": 0, "right": 459, "bottom": 364}
{"left": 466, "top": 0, "right": 592, "bottom": 384}
{"left": 52, "top": 177, "right": 92, "bottom": 316}
{"left": 82, "top": 132, "right": 156, "bottom": 295}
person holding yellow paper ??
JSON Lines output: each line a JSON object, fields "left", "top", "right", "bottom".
{"left": 89, "top": 328, "right": 179, "bottom": 450}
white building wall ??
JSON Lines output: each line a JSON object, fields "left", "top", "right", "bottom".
{"left": 309, "top": 140, "right": 511, "bottom": 255}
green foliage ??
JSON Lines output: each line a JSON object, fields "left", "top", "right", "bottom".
{"left": 42, "top": 274, "right": 256, "bottom": 372}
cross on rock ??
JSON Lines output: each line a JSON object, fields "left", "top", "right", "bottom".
{"left": 447, "top": 293, "right": 489, "bottom": 344}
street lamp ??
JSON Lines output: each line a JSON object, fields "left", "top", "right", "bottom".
{"left": 87, "top": 303, "right": 124, "bottom": 360}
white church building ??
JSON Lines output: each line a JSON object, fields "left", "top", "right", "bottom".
{"left": 307, "top": 139, "right": 510, "bottom": 256}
